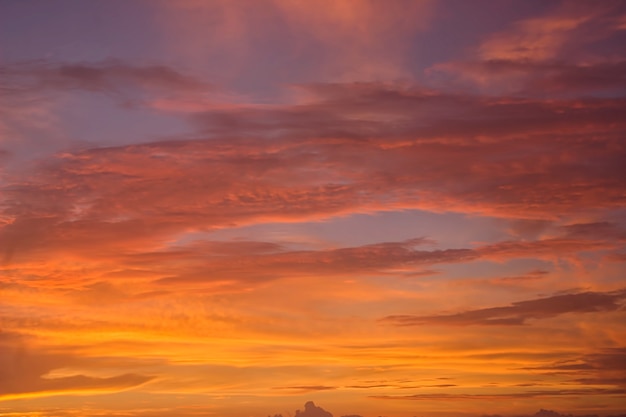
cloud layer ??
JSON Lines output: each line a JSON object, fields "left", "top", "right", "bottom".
{"left": 1, "top": 1, "right": 625, "bottom": 416}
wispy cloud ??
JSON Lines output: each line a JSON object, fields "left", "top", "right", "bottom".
{"left": 428, "top": 1, "right": 626, "bottom": 95}
{"left": 382, "top": 289, "right": 626, "bottom": 326}
{"left": 370, "top": 387, "right": 626, "bottom": 400}
{"left": 0, "top": 332, "right": 154, "bottom": 400}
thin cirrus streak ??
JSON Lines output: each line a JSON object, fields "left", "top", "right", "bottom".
{"left": 0, "top": 1, "right": 625, "bottom": 417}
{"left": 381, "top": 289, "right": 626, "bottom": 326}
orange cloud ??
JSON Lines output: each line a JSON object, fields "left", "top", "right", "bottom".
{"left": 0, "top": 332, "right": 153, "bottom": 400}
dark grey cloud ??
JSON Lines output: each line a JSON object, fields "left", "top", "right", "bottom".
{"left": 295, "top": 401, "right": 333, "bottom": 417}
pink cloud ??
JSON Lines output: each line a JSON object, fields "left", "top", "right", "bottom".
{"left": 426, "top": 2, "right": 626, "bottom": 95}
{"left": 477, "top": 1, "right": 625, "bottom": 62}
{"left": 154, "top": 0, "right": 435, "bottom": 82}
{"left": 2, "top": 78, "right": 625, "bottom": 289}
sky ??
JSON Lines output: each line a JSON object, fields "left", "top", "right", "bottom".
{"left": 1, "top": 1, "right": 625, "bottom": 416}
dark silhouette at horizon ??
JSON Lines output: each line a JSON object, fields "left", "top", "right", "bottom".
{"left": 272, "top": 402, "right": 626, "bottom": 417}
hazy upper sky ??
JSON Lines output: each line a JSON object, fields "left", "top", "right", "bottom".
{"left": 1, "top": 1, "right": 625, "bottom": 416}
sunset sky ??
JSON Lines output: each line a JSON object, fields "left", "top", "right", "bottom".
{"left": 1, "top": 1, "right": 626, "bottom": 416}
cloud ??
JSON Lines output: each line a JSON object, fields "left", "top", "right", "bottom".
{"left": 272, "top": 0, "right": 435, "bottom": 80}
{"left": 1, "top": 60, "right": 210, "bottom": 109}
{"left": 346, "top": 383, "right": 456, "bottom": 390}
{"left": 430, "top": 59, "right": 626, "bottom": 96}
{"left": 1, "top": 135, "right": 622, "bottom": 305}
{"left": 0, "top": 60, "right": 212, "bottom": 167}
{"left": 560, "top": 222, "right": 626, "bottom": 241}
{"left": 606, "top": 252, "right": 626, "bottom": 262}
{"left": 370, "top": 388, "right": 626, "bottom": 401}
{"left": 186, "top": 83, "right": 626, "bottom": 219}
{"left": 4, "top": 60, "right": 208, "bottom": 94}
{"left": 524, "top": 348, "right": 626, "bottom": 374}
{"left": 476, "top": 1, "right": 625, "bottom": 62}
{"left": 1, "top": 76, "right": 624, "bottom": 299}
{"left": 478, "top": 237, "right": 618, "bottom": 262}
{"left": 486, "top": 269, "right": 550, "bottom": 286}
{"left": 274, "top": 386, "right": 337, "bottom": 393}
{"left": 0, "top": 71, "right": 65, "bottom": 161}
{"left": 191, "top": 81, "right": 626, "bottom": 141}
{"left": 154, "top": 0, "right": 435, "bottom": 82}
{"left": 0, "top": 332, "right": 153, "bottom": 399}
{"left": 381, "top": 289, "right": 626, "bottom": 326}
{"left": 450, "top": 268, "right": 550, "bottom": 294}
{"left": 153, "top": 238, "right": 475, "bottom": 285}
{"left": 295, "top": 401, "right": 333, "bottom": 417}
{"left": 2, "top": 80, "right": 624, "bottom": 243}
{"left": 426, "top": 1, "right": 626, "bottom": 95}
{"left": 2, "top": 140, "right": 621, "bottom": 287}
{"left": 1, "top": 2, "right": 625, "bottom": 416}
{"left": 146, "top": 230, "right": 619, "bottom": 288}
